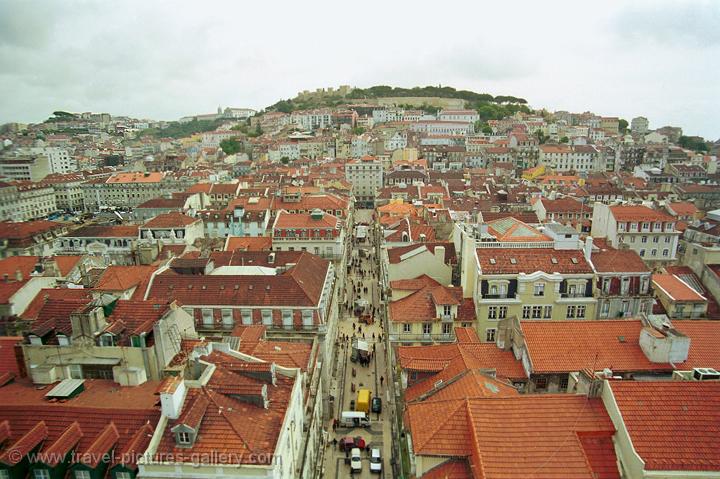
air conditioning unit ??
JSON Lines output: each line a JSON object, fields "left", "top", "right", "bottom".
{"left": 692, "top": 368, "right": 720, "bottom": 381}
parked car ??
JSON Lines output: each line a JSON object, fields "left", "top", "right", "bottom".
{"left": 338, "top": 436, "right": 366, "bottom": 452}
{"left": 350, "top": 448, "right": 362, "bottom": 472}
{"left": 370, "top": 448, "right": 382, "bottom": 473}
{"left": 371, "top": 396, "right": 382, "bottom": 413}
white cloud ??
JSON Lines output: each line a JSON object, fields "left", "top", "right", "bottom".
{"left": 0, "top": 0, "right": 717, "bottom": 139}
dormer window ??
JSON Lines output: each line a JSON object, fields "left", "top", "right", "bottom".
{"left": 29, "top": 335, "right": 43, "bottom": 346}
{"left": 443, "top": 305, "right": 452, "bottom": 316}
{"left": 58, "top": 335, "right": 70, "bottom": 346}
{"left": 99, "top": 334, "right": 115, "bottom": 347}
{"left": 177, "top": 431, "right": 191, "bottom": 445}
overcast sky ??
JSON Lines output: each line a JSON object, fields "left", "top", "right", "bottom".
{"left": 1, "top": 0, "right": 718, "bottom": 138}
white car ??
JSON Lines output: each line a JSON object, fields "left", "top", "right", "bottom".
{"left": 370, "top": 448, "right": 382, "bottom": 473}
{"left": 350, "top": 447, "right": 362, "bottom": 472}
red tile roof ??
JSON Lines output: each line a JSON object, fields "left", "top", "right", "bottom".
{"left": 0, "top": 379, "right": 160, "bottom": 472}
{"left": 591, "top": 245, "right": 649, "bottom": 273}
{"left": 95, "top": 265, "right": 158, "bottom": 298}
{"left": 416, "top": 460, "right": 472, "bottom": 479}
{"left": 148, "top": 252, "right": 329, "bottom": 308}
{"left": 38, "top": 422, "right": 83, "bottom": 466}
{"left": 0, "top": 337, "right": 22, "bottom": 375}
{"left": 609, "top": 205, "right": 674, "bottom": 222}
{"left": 273, "top": 209, "right": 340, "bottom": 229}
{"left": 0, "top": 421, "right": 47, "bottom": 465}
{"left": 143, "top": 212, "right": 200, "bottom": 228}
{"left": 239, "top": 340, "right": 313, "bottom": 371}
{"left": 156, "top": 355, "right": 294, "bottom": 464}
{"left": 398, "top": 342, "right": 525, "bottom": 381}
{"left": 21, "top": 288, "right": 92, "bottom": 320}
{"left": 406, "top": 395, "right": 617, "bottom": 478}
{"left": 0, "top": 220, "right": 62, "bottom": 242}
{"left": 653, "top": 274, "right": 706, "bottom": 302}
{"left": 454, "top": 327, "right": 480, "bottom": 343}
{"left": 0, "top": 281, "right": 26, "bottom": 304}
{"left": 390, "top": 285, "right": 472, "bottom": 322}
{"left": 673, "top": 320, "right": 720, "bottom": 370}
{"left": 405, "top": 367, "right": 518, "bottom": 403}
{"left": 225, "top": 236, "right": 272, "bottom": 252}
{"left": 390, "top": 275, "right": 441, "bottom": 291}
{"left": 387, "top": 242, "right": 456, "bottom": 265}
{"left": 610, "top": 381, "right": 720, "bottom": 472}
{"left": 522, "top": 320, "right": 671, "bottom": 374}
{"left": 477, "top": 248, "right": 593, "bottom": 275}
{"left": 69, "top": 225, "right": 139, "bottom": 238}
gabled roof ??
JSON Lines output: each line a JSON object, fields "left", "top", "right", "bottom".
{"left": 521, "top": 320, "right": 671, "bottom": 374}
{"left": 95, "top": 265, "right": 158, "bottom": 296}
{"left": 390, "top": 285, "right": 471, "bottom": 322}
{"left": 387, "top": 242, "right": 456, "bottom": 265}
{"left": 0, "top": 421, "right": 47, "bottom": 465}
{"left": 406, "top": 395, "right": 617, "bottom": 479}
{"left": 610, "top": 381, "right": 720, "bottom": 472}
{"left": 21, "top": 288, "right": 93, "bottom": 320}
{"left": 486, "top": 217, "right": 550, "bottom": 242}
{"left": 672, "top": 320, "right": 720, "bottom": 370}
{"left": 75, "top": 422, "right": 119, "bottom": 468}
{"left": 398, "top": 342, "right": 525, "bottom": 381}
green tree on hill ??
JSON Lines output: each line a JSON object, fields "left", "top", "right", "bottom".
{"left": 220, "top": 138, "right": 241, "bottom": 155}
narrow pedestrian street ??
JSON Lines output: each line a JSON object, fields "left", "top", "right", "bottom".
{"left": 321, "top": 210, "right": 393, "bottom": 478}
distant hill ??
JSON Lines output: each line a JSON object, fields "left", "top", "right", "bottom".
{"left": 267, "top": 85, "right": 531, "bottom": 124}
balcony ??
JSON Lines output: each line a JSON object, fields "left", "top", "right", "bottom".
{"left": 390, "top": 332, "right": 456, "bottom": 343}
{"left": 479, "top": 293, "right": 520, "bottom": 303}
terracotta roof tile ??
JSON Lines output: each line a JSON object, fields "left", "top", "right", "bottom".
{"left": 416, "top": 460, "right": 472, "bottom": 479}
{"left": 37, "top": 421, "right": 83, "bottom": 466}
{"left": 477, "top": 248, "right": 593, "bottom": 275}
{"left": 76, "top": 422, "right": 119, "bottom": 467}
{"left": 143, "top": 212, "right": 200, "bottom": 228}
{"left": 387, "top": 242, "right": 456, "bottom": 265}
{"left": 591, "top": 245, "right": 649, "bottom": 273}
{"left": 390, "top": 275, "right": 441, "bottom": 291}
{"left": 522, "top": 320, "right": 671, "bottom": 374}
{"left": 653, "top": 274, "right": 706, "bottom": 302}
{"left": 609, "top": 205, "right": 674, "bottom": 222}
{"left": 225, "top": 236, "right": 272, "bottom": 252}
{"left": 406, "top": 395, "right": 617, "bottom": 478}
{"left": 95, "top": 265, "right": 158, "bottom": 296}
{"left": 22, "top": 288, "right": 91, "bottom": 322}
{"left": 0, "top": 337, "right": 22, "bottom": 375}
{"left": 68, "top": 225, "right": 139, "bottom": 238}
{"left": 610, "top": 381, "right": 720, "bottom": 472}
{"left": 0, "top": 421, "right": 47, "bottom": 465}
{"left": 672, "top": 320, "right": 720, "bottom": 370}
{"left": 273, "top": 210, "right": 340, "bottom": 229}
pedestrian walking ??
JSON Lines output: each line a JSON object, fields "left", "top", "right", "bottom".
{"left": 380, "top": 376, "right": 384, "bottom": 386}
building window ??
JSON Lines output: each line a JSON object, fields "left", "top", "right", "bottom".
{"left": 522, "top": 306, "right": 531, "bottom": 319}
{"left": 577, "top": 305, "right": 586, "bottom": 318}
{"left": 665, "top": 236, "right": 671, "bottom": 243}
{"left": 177, "top": 431, "right": 191, "bottom": 445}
{"left": 663, "top": 249, "right": 669, "bottom": 257}
{"left": 559, "top": 376, "right": 569, "bottom": 391}
{"left": 443, "top": 305, "right": 451, "bottom": 316}
{"left": 201, "top": 308, "right": 213, "bottom": 326}
{"left": 403, "top": 323, "right": 411, "bottom": 333}
{"left": 241, "top": 309, "right": 253, "bottom": 325}
{"left": 543, "top": 306, "right": 552, "bottom": 319}
{"left": 485, "top": 328, "right": 496, "bottom": 342}
{"left": 651, "top": 249, "right": 657, "bottom": 257}
{"left": 442, "top": 323, "right": 452, "bottom": 335}
{"left": 533, "top": 283, "right": 545, "bottom": 297}
{"left": 262, "top": 310, "right": 273, "bottom": 326}
{"left": 652, "top": 236, "right": 659, "bottom": 243}
{"left": 282, "top": 310, "right": 293, "bottom": 329}
{"left": 641, "top": 236, "right": 648, "bottom": 243}
{"left": 422, "top": 323, "right": 432, "bottom": 335}
{"left": 531, "top": 306, "right": 542, "bottom": 319}
{"left": 639, "top": 249, "right": 645, "bottom": 257}
{"left": 33, "top": 471, "right": 50, "bottom": 479}
{"left": 498, "top": 306, "right": 508, "bottom": 319}
{"left": 75, "top": 471, "right": 91, "bottom": 479}
{"left": 567, "top": 305, "right": 576, "bottom": 318}
{"left": 221, "top": 309, "right": 233, "bottom": 327}
{"left": 488, "top": 306, "right": 497, "bottom": 319}
{"left": 535, "top": 376, "right": 548, "bottom": 390}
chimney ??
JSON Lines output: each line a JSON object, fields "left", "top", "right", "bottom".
{"left": 433, "top": 245, "right": 446, "bottom": 263}
{"left": 159, "top": 376, "right": 187, "bottom": 419}
{"left": 268, "top": 252, "right": 276, "bottom": 264}
{"left": 584, "top": 236, "right": 593, "bottom": 262}
{"left": 639, "top": 325, "right": 690, "bottom": 364}
{"left": 14, "top": 269, "right": 23, "bottom": 282}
